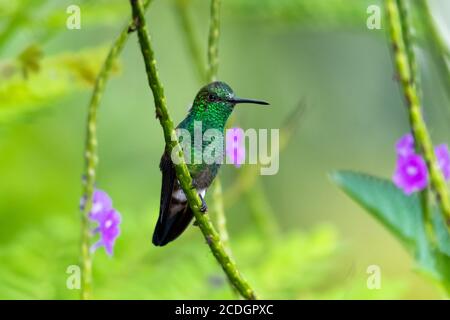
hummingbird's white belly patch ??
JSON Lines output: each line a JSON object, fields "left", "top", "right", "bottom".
{"left": 172, "top": 188, "right": 206, "bottom": 202}
{"left": 173, "top": 189, "right": 187, "bottom": 202}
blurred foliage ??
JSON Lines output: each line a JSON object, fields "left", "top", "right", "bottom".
{"left": 226, "top": 0, "right": 378, "bottom": 28}
{"left": 1, "top": 0, "right": 449, "bottom": 300}
{"left": 0, "top": 45, "right": 118, "bottom": 123}
{"left": 0, "top": 211, "right": 406, "bottom": 299}
{"left": 332, "top": 172, "right": 450, "bottom": 296}
{"left": 17, "top": 44, "right": 42, "bottom": 77}
{"left": 0, "top": 0, "right": 131, "bottom": 48}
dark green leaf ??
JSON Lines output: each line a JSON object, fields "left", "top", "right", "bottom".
{"left": 331, "top": 171, "right": 450, "bottom": 294}
{"left": 331, "top": 171, "right": 422, "bottom": 250}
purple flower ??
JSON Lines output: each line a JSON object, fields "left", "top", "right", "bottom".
{"left": 435, "top": 144, "right": 450, "bottom": 181}
{"left": 396, "top": 133, "right": 415, "bottom": 158}
{"left": 82, "top": 189, "right": 121, "bottom": 256}
{"left": 91, "top": 189, "right": 113, "bottom": 215}
{"left": 226, "top": 127, "right": 245, "bottom": 168}
{"left": 90, "top": 208, "right": 121, "bottom": 256}
{"left": 393, "top": 134, "right": 450, "bottom": 194}
{"left": 393, "top": 153, "right": 428, "bottom": 195}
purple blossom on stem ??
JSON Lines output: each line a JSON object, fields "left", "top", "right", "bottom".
{"left": 90, "top": 208, "right": 121, "bottom": 256}
{"left": 396, "top": 133, "right": 415, "bottom": 158}
{"left": 226, "top": 127, "right": 245, "bottom": 168}
{"left": 393, "top": 153, "right": 428, "bottom": 195}
{"left": 392, "top": 134, "right": 450, "bottom": 195}
{"left": 81, "top": 189, "right": 121, "bottom": 256}
{"left": 435, "top": 144, "right": 450, "bottom": 181}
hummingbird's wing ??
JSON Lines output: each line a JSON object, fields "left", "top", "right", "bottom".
{"left": 152, "top": 152, "right": 194, "bottom": 246}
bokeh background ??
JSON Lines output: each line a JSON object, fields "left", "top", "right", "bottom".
{"left": 0, "top": 0, "right": 449, "bottom": 299}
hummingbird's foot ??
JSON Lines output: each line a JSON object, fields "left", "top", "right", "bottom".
{"left": 199, "top": 194, "right": 208, "bottom": 213}
{"left": 200, "top": 203, "right": 208, "bottom": 213}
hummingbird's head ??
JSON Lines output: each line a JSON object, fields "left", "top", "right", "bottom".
{"left": 191, "top": 81, "right": 269, "bottom": 120}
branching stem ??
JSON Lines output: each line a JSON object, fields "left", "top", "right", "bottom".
{"left": 80, "top": 0, "right": 152, "bottom": 300}
{"left": 129, "top": 0, "right": 257, "bottom": 300}
{"left": 386, "top": 0, "right": 450, "bottom": 228}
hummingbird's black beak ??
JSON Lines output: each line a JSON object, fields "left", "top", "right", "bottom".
{"left": 229, "top": 97, "right": 269, "bottom": 106}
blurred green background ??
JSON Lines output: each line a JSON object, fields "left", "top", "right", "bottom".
{"left": 0, "top": 0, "right": 449, "bottom": 299}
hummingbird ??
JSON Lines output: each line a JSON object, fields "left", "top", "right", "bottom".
{"left": 152, "top": 81, "right": 269, "bottom": 246}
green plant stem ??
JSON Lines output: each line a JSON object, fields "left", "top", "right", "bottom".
{"left": 174, "top": 0, "right": 206, "bottom": 82}
{"left": 212, "top": 178, "right": 240, "bottom": 298}
{"left": 80, "top": 0, "right": 152, "bottom": 300}
{"left": 212, "top": 179, "right": 230, "bottom": 253}
{"left": 212, "top": 177, "right": 234, "bottom": 273}
{"left": 189, "top": 0, "right": 243, "bottom": 296}
{"left": 129, "top": 0, "right": 257, "bottom": 300}
{"left": 207, "top": 0, "right": 221, "bottom": 82}
{"left": 396, "top": 0, "right": 431, "bottom": 226}
{"left": 174, "top": 0, "right": 236, "bottom": 295}
{"left": 386, "top": 0, "right": 450, "bottom": 229}
{"left": 204, "top": 0, "right": 238, "bottom": 296}
{"left": 396, "top": 0, "right": 420, "bottom": 95}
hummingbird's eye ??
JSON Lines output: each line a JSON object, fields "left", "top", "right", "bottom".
{"left": 208, "top": 94, "right": 218, "bottom": 102}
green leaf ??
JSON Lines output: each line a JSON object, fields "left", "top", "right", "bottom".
{"left": 331, "top": 171, "right": 450, "bottom": 295}
{"left": 331, "top": 171, "right": 422, "bottom": 249}
{"left": 432, "top": 207, "right": 450, "bottom": 256}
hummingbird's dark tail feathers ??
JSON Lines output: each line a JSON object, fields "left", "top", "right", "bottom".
{"left": 152, "top": 152, "right": 194, "bottom": 246}
{"left": 152, "top": 202, "right": 194, "bottom": 246}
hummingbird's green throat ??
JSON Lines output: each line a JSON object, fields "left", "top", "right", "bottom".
{"left": 152, "top": 81, "right": 269, "bottom": 246}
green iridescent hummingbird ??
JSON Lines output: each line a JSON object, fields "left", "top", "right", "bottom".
{"left": 152, "top": 81, "right": 269, "bottom": 246}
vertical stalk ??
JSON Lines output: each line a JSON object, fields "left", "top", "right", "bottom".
{"left": 204, "top": 0, "right": 239, "bottom": 295}
{"left": 207, "top": 0, "right": 221, "bottom": 82}
{"left": 80, "top": 0, "right": 152, "bottom": 300}
{"left": 175, "top": 1, "right": 239, "bottom": 296}
{"left": 396, "top": 0, "right": 431, "bottom": 225}
{"left": 205, "top": 0, "right": 228, "bottom": 240}
{"left": 212, "top": 179, "right": 230, "bottom": 253}
{"left": 386, "top": 0, "right": 450, "bottom": 228}
{"left": 174, "top": 0, "right": 205, "bottom": 82}
{"left": 212, "top": 178, "right": 241, "bottom": 298}
{"left": 396, "top": 0, "right": 420, "bottom": 95}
